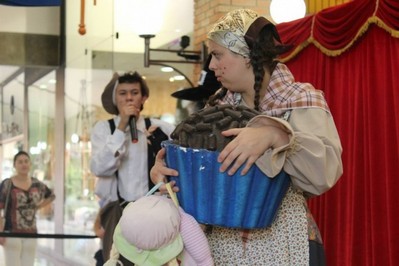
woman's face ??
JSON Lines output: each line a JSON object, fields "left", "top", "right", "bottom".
{"left": 115, "top": 82, "right": 147, "bottom": 112}
{"left": 208, "top": 40, "right": 253, "bottom": 93}
{"left": 14, "top": 154, "right": 31, "bottom": 175}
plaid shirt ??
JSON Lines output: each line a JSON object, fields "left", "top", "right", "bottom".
{"left": 219, "top": 63, "right": 330, "bottom": 117}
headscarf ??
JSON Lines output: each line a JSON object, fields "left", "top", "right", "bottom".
{"left": 207, "top": 9, "right": 277, "bottom": 57}
{"left": 207, "top": 9, "right": 330, "bottom": 117}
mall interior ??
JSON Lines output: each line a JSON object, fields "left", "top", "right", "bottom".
{"left": 2, "top": 0, "right": 392, "bottom": 265}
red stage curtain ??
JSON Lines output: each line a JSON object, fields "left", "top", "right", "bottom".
{"left": 276, "top": 1, "right": 399, "bottom": 265}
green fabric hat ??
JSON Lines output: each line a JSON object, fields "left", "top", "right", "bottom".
{"left": 112, "top": 196, "right": 184, "bottom": 266}
{"left": 113, "top": 224, "right": 183, "bottom": 266}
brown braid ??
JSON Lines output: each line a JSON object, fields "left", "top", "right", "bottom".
{"left": 248, "top": 25, "right": 292, "bottom": 110}
{"left": 249, "top": 50, "right": 265, "bottom": 112}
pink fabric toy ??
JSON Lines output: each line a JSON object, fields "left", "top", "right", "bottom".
{"left": 105, "top": 195, "right": 214, "bottom": 266}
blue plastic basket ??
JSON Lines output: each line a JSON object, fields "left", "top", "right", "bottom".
{"left": 163, "top": 141, "right": 291, "bottom": 229}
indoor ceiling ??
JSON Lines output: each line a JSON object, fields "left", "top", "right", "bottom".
{"left": 0, "top": 1, "right": 198, "bottom": 121}
{"left": 66, "top": 0, "right": 197, "bottom": 84}
{"left": 0, "top": 1, "right": 197, "bottom": 87}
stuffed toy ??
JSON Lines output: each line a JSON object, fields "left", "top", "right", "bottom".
{"left": 104, "top": 194, "right": 214, "bottom": 266}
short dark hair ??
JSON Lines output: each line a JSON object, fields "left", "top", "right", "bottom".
{"left": 13, "top": 150, "right": 30, "bottom": 165}
{"left": 118, "top": 71, "right": 150, "bottom": 98}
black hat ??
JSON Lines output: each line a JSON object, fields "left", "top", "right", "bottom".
{"left": 171, "top": 55, "right": 221, "bottom": 101}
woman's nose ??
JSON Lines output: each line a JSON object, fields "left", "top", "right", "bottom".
{"left": 208, "top": 57, "right": 216, "bottom": 71}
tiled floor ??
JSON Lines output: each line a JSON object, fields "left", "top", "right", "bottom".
{"left": 0, "top": 246, "right": 61, "bottom": 266}
{"left": 0, "top": 247, "right": 47, "bottom": 266}
{"left": 0, "top": 217, "right": 100, "bottom": 265}
{"left": 0, "top": 241, "right": 97, "bottom": 266}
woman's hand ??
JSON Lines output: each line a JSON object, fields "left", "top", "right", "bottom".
{"left": 218, "top": 126, "right": 289, "bottom": 176}
{"left": 36, "top": 195, "right": 56, "bottom": 209}
{"left": 150, "top": 148, "right": 180, "bottom": 194}
{"left": 0, "top": 237, "right": 6, "bottom": 245}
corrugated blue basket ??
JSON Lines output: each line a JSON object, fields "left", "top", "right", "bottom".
{"left": 163, "top": 141, "right": 291, "bottom": 229}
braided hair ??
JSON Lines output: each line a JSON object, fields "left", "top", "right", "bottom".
{"left": 249, "top": 24, "right": 291, "bottom": 111}
{"left": 207, "top": 25, "right": 291, "bottom": 111}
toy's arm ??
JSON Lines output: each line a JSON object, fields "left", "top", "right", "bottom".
{"left": 179, "top": 208, "right": 214, "bottom": 266}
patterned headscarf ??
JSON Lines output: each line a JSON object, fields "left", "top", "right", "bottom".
{"left": 208, "top": 9, "right": 330, "bottom": 117}
{"left": 207, "top": 9, "right": 276, "bottom": 57}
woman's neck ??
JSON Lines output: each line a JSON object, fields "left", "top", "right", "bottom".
{"left": 13, "top": 173, "right": 29, "bottom": 181}
{"left": 12, "top": 174, "right": 32, "bottom": 190}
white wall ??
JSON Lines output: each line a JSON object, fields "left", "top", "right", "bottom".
{"left": 0, "top": 5, "right": 59, "bottom": 34}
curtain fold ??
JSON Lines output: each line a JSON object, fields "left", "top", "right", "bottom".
{"left": 277, "top": 0, "right": 399, "bottom": 60}
{"left": 276, "top": 1, "right": 399, "bottom": 265}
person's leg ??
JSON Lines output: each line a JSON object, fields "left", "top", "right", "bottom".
{"left": 309, "top": 240, "right": 326, "bottom": 266}
{"left": 20, "top": 238, "right": 37, "bottom": 266}
{"left": 94, "top": 249, "right": 105, "bottom": 266}
{"left": 3, "top": 237, "right": 22, "bottom": 266}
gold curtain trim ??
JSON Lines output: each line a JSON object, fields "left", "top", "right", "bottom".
{"left": 280, "top": 16, "right": 399, "bottom": 62}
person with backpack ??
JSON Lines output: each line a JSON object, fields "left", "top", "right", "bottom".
{"left": 90, "top": 71, "right": 175, "bottom": 264}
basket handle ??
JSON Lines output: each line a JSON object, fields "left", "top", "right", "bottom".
{"left": 146, "top": 182, "right": 179, "bottom": 207}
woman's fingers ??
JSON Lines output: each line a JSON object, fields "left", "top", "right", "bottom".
{"left": 151, "top": 148, "right": 179, "bottom": 189}
{"left": 218, "top": 127, "right": 272, "bottom": 175}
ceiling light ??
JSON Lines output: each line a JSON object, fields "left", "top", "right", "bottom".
{"left": 129, "top": 0, "right": 168, "bottom": 36}
{"left": 173, "top": 75, "right": 185, "bottom": 81}
{"left": 161, "top": 67, "right": 174, "bottom": 72}
{"left": 270, "top": 0, "right": 306, "bottom": 24}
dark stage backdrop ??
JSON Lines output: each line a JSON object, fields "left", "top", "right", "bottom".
{"left": 277, "top": 0, "right": 399, "bottom": 265}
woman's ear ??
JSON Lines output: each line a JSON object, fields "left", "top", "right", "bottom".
{"left": 141, "top": 95, "right": 148, "bottom": 105}
{"left": 244, "top": 57, "right": 251, "bottom": 68}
